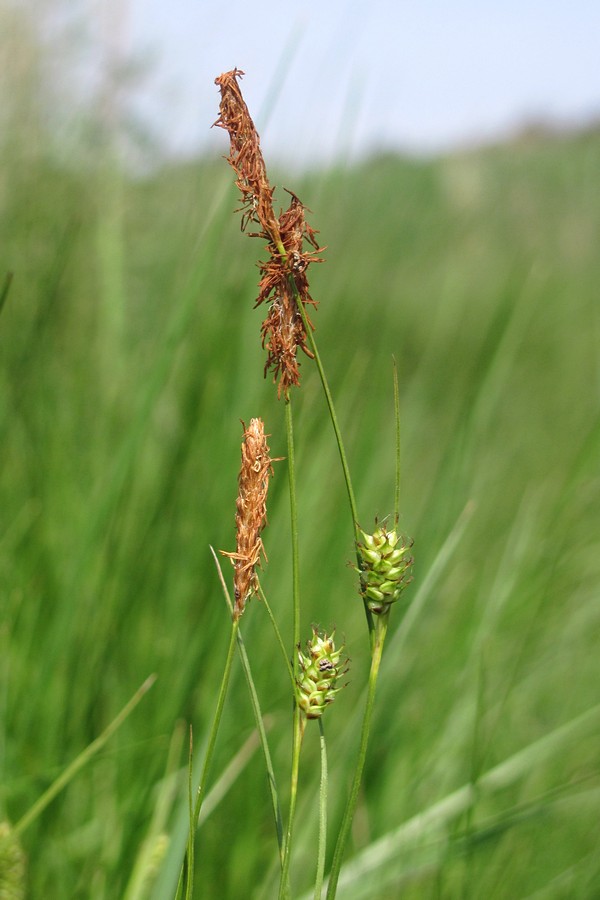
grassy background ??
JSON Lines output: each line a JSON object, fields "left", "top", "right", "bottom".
{"left": 1, "top": 75, "right": 600, "bottom": 898}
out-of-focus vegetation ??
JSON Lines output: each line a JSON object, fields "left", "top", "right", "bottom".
{"left": 1, "top": 4, "right": 599, "bottom": 897}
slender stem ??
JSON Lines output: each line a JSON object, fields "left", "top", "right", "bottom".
{"left": 314, "top": 718, "right": 328, "bottom": 900}
{"left": 285, "top": 272, "right": 374, "bottom": 643}
{"left": 292, "top": 281, "right": 358, "bottom": 528}
{"left": 272, "top": 243, "right": 358, "bottom": 529}
{"left": 258, "top": 580, "right": 296, "bottom": 691}
{"left": 235, "top": 628, "right": 286, "bottom": 864}
{"left": 285, "top": 396, "right": 301, "bottom": 658}
{"left": 278, "top": 396, "right": 302, "bottom": 899}
{"left": 184, "top": 618, "right": 239, "bottom": 897}
{"left": 392, "top": 356, "right": 401, "bottom": 525}
{"left": 192, "top": 619, "right": 239, "bottom": 826}
{"left": 279, "top": 711, "right": 305, "bottom": 900}
{"left": 0, "top": 271, "right": 13, "bottom": 317}
{"left": 303, "top": 331, "right": 357, "bottom": 525}
{"left": 325, "top": 613, "right": 389, "bottom": 899}
{"left": 209, "top": 548, "right": 286, "bottom": 864}
{"left": 180, "top": 728, "right": 194, "bottom": 900}
{"left": 14, "top": 674, "right": 156, "bottom": 836}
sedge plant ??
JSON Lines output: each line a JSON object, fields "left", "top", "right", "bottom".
{"left": 179, "top": 68, "right": 414, "bottom": 899}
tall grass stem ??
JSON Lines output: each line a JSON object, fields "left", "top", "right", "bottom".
{"left": 284, "top": 271, "right": 375, "bottom": 642}
{"left": 14, "top": 674, "right": 156, "bottom": 837}
{"left": 325, "top": 614, "right": 389, "bottom": 898}
{"left": 0, "top": 271, "right": 13, "bottom": 316}
{"left": 279, "top": 396, "right": 302, "bottom": 898}
{"left": 393, "top": 357, "right": 401, "bottom": 524}
{"left": 258, "top": 580, "right": 296, "bottom": 691}
{"left": 314, "top": 718, "right": 328, "bottom": 900}
{"left": 210, "top": 547, "right": 285, "bottom": 859}
{"left": 184, "top": 619, "right": 239, "bottom": 896}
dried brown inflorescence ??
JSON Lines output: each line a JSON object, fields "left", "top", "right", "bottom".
{"left": 221, "top": 418, "right": 275, "bottom": 619}
{"left": 214, "top": 69, "right": 324, "bottom": 398}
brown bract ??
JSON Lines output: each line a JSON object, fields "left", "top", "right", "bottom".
{"left": 220, "top": 418, "right": 275, "bottom": 619}
{"left": 214, "top": 69, "right": 324, "bottom": 398}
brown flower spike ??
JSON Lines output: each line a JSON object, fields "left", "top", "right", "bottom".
{"left": 221, "top": 418, "right": 275, "bottom": 619}
{"left": 214, "top": 69, "right": 324, "bottom": 398}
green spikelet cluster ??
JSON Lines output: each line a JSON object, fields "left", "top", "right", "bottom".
{"left": 356, "top": 522, "right": 414, "bottom": 615}
{"left": 297, "top": 629, "right": 347, "bottom": 720}
{"left": 0, "top": 821, "right": 26, "bottom": 900}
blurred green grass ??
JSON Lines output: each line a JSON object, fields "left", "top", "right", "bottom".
{"left": 1, "top": 122, "right": 599, "bottom": 898}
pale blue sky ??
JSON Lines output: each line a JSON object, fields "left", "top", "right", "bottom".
{"left": 121, "top": 0, "right": 599, "bottom": 165}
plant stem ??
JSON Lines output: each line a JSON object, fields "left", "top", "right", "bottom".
{"left": 290, "top": 278, "right": 358, "bottom": 529}
{"left": 278, "top": 396, "right": 302, "bottom": 899}
{"left": 209, "top": 548, "right": 286, "bottom": 864}
{"left": 325, "top": 613, "right": 389, "bottom": 899}
{"left": 284, "top": 271, "right": 374, "bottom": 642}
{"left": 14, "top": 674, "right": 156, "bottom": 836}
{"left": 272, "top": 244, "right": 358, "bottom": 530}
{"left": 392, "top": 356, "right": 401, "bottom": 525}
{"left": 279, "top": 710, "right": 305, "bottom": 900}
{"left": 175, "top": 729, "right": 194, "bottom": 900}
{"left": 234, "top": 625, "right": 286, "bottom": 864}
{"left": 285, "top": 395, "right": 301, "bottom": 658}
{"left": 314, "top": 718, "right": 328, "bottom": 900}
{"left": 258, "top": 580, "right": 296, "bottom": 692}
{"left": 0, "top": 271, "right": 13, "bottom": 316}
{"left": 184, "top": 617, "right": 239, "bottom": 898}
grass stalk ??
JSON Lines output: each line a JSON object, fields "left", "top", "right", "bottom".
{"left": 285, "top": 396, "right": 301, "bottom": 659}
{"left": 14, "top": 674, "right": 156, "bottom": 837}
{"left": 174, "top": 732, "right": 194, "bottom": 900}
{"left": 314, "top": 718, "right": 328, "bottom": 900}
{"left": 124, "top": 722, "right": 185, "bottom": 900}
{"left": 279, "top": 710, "right": 305, "bottom": 900}
{"left": 234, "top": 626, "right": 286, "bottom": 863}
{"left": 278, "top": 395, "right": 302, "bottom": 898}
{"left": 393, "top": 356, "right": 401, "bottom": 524}
{"left": 0, "top": 271, "right": 13, "bottom": 316}
{"left": 258, "top": 580, "right": 296, "bottom": 691}
{"left": 285, "top": 270, "right": 375, "bottom": 643}
{"left": 287, "top": 270, "right": 358, "bottom": 529}
{"left": 325, "top": 613, "right": 389, "bottom": 899}
{"left": 210, "top": 546, "right": 288, "bottom": 861}
{"left": 182, "top": 618, "right": 239, "bottom": 898}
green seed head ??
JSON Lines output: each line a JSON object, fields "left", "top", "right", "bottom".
{"left": 356, "top": 521, "right": 414, "bottom": 615}
{"left": 297, "top": 628, "right": 348, "bottom": 719}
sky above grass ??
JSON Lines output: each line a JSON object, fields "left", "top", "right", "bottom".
{"left": 115, "top": 0, "right": 599, "bottom": 165}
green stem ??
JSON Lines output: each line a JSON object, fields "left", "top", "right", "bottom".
{"left": 285, "top": 396, "right": 301, "bottom": 658}
{"left": 278, "top": 396, "right": 302, "bottom": 899}
{"left": 325, "top": 613, "right": 389, "bottom": 899}
{"left": 235, "top": 626, "right": 286, "bottom": 864}
{"left": 209, "top": 548, "right": 286, "bottom": 865}
{"left": 184, "top": 617, "right": 239, "bottom": 898}
{"left": 273, "top": 242, "right": 357, "bottom": 528}
{"left": 175, "top": 729, "right": 194, "bottom": 900}
{"left": 0, "top": 271, "right": 13, "bottom": 317}
{"left": 299, "top": 302, "right": 358, "bottom": 527}
{"left": 314, "top": 718, "right": 328, "bottom": 900}
{"left": 279, "top": 710, "right": 305, "bottom": 900}
{"left": 14, "top": 674, "right": 156, "bottom": 836}
{"left": 283, "top": 270, "right": 374, "bottom": 643}
{"left": 392, "top": 356, "right": 401, "bottom": 525}
{"left": 258, "top": 580, "right": 296, "bottom": 692}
